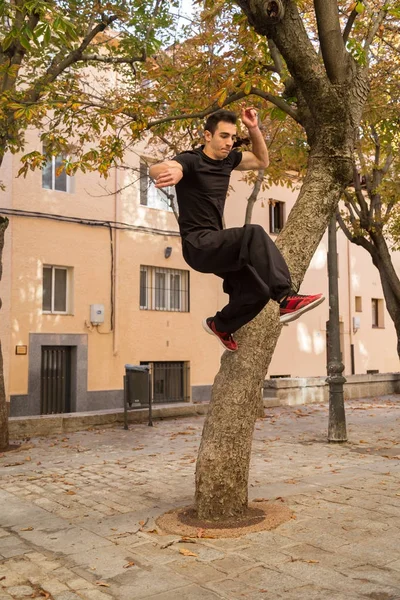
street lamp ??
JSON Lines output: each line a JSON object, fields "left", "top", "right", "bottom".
{"left": 326, "top": 215, "right": 348, "bottom": 442}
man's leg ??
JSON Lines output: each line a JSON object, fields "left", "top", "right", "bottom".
{"left": 213, "top": 266, "right": 270, "bottom": 333}
{"left": 183, "top": 225, "right": 292, "bottom": 301}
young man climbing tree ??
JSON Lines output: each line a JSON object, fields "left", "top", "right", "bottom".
{"left": 149, "top": 107, "right": 324, "bottom": 352}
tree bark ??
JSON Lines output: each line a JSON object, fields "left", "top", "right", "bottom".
{"left": 0, "top": 216, "right": 9, "bottom": 451}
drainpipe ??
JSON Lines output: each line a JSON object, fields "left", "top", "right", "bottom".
{"left": 347, "top": 237, "right": 355, "bottom": 374}
{"left": 113, "top": 167, "right": 119, "bottom": 356}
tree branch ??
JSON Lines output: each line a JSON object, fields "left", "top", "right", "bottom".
{"left": 245, "top": 170, "right": 264, "bottom": 224}
{"left": 251, "top": 87, "right": 299, "bottom": 121}
{"left": 342, "top": 8, "right": 358, "bottom": 44}
{"left": 24, "top": 14, "right": 119, "bottom": 104}
{"left": 344, "top": 189, "right": 361, "bottom": 220}
{"left": 364, "top": 1, "right": 389, "bottom": 58}
{"left": 314, "top": 0, "right": 348, "bottom": 83}
{"left": 148, "top": 88, "right": 299, "bottom": 129}
{"left": 267, "top": 39, "right": 284, "bottom": 74}
{"left": 79, "top": 53, "right": 146, "bottom": 64}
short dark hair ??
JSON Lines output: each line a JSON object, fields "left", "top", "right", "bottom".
{"left": 204, "top": 110, "right": 237, "bottom": 135}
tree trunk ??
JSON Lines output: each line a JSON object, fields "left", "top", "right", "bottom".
{"left": 367, "top": 235, "right": 400, "bottom": 359}
{"left": 338, "top": 216, "right": 400, "bottom": 359}
{"left": 0, "top": 216, "right": 9, "bottom": 451}
{"left": 244, "top": 170, "right": 264, "bottom": 225}
{"left": 195, "top": 151, "right": 353, "bottom": 520}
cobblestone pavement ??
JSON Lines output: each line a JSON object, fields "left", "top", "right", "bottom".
{"left": 1, "top": 396, "right": 400, "bottom": 599}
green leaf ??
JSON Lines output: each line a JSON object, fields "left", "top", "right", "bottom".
{"left": 355, "top": 2, "right": 365, "bottom": 13}
{"left": 243, "top": 80, "right": 252, "bottom": 95}
{"left": 44, "top": 25, "right": 51, "bottom": 45}
{"left": 19, "top": 36, "right": 31, "bottom": 52}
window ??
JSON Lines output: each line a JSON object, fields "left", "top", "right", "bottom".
{"left": 42, "top": 266, "right": 72, "bottom": 314}
{"left": 140, "top": 266, "right": 189, "bottom": 312}
{"left": 269, "top": 200, "right": 285, "bottom": 234}
{"left": 355, "top": 296, "right": 362, "bottom": 312}
{"left": 140, "top": 361, "right": 190, "bottom": 404}
{"left": 42, "top": 150, "right": 74, "bottom": 192}
{"left": 139, "top": 159, "right": 177, "bottom": 212}
{"left": 371, "top": 298, "right": 384, "bottom": 328}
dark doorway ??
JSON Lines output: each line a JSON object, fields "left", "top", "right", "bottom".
{"left": 41, "top": 346, "right": 72, "bottom": 414}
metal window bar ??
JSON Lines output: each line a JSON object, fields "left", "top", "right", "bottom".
{"left": 141, "top": 361, "right": 190, "bottom": 404}
{"left": 140, "top": 265, "right": 189, "bottom": 312}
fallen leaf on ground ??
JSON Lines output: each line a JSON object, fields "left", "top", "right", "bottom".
{"left": 0, "top": 576, "right": 5, "bottom": 581}
{"left": 38, "top": 590, "right": 50, "bottom": 598}
{"left": 20, "top": 527, "right": 34, "bottom": 531}
{"left": 143, "top": 529, "right": 158, "bottom": 534}
{"left": 4, "top": 462, "right": 24, "bottom": 467}
{"left": 95, "top": 581, "right": 110, "bottom": 587}
{"left": 123, "top": 561, "right": 135, "bottom": 568}
{"left": 179, "top": 548, "right": 198, "bottom": 557}
{"left": 65, "top": 491, "right": 76, "bottom": 495}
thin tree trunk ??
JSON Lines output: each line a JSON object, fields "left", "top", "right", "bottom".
{"left": 245, "top": 171, "right": 264, "bottom": 225}
{"left": 0, "top": 216, "right": 9, "bottom": 451}
{"left": 337, "top": 214, "right": 400, "bottom": 359}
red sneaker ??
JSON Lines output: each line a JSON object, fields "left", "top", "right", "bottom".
{"left": 202, "top": 317, "right": 238, "bottom": 352}
{"left": 279, "top": 292, "right": 325, "bottom": 324}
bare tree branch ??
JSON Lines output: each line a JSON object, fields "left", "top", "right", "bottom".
{"left": 344, "top": 189, "right": 361, "bottom": 220}
{"left": 337, "top": 209, "right": 375, "bottom": 254}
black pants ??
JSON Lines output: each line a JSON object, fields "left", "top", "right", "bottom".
{"left": 182, "top": 224, "right": 292, "bottom": 333}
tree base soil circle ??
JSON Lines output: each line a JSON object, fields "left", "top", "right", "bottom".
{"left": 156, "top": 501, "right": 293, "bottom": 538}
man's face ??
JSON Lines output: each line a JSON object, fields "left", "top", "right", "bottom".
{"left": 204, "top": 121, "right": 237, "bottom": 160}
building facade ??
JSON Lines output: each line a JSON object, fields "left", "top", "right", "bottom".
{"left": 1, "top": 132, "right": 399, "bottom": 417}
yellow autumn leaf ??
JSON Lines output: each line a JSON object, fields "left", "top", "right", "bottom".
{"left": 179, "top": 548, "right": 198, "bottom": 557}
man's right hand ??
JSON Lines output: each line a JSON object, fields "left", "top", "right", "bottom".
{"left": 155, "top": 165, "right": 183, "bottom": 188}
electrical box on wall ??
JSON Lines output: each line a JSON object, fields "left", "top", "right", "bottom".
{"left": 353, "top": 316, "right": 361, "bottom": 332}
{"left": 90, "top": 304, "right": 105, "bottom": 325}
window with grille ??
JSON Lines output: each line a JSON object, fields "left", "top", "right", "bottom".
{"left": 269, "top": 199, "right": 285, "bottom": 234}
{"left": 42, "top": 146, "right": 74, "bottom": 192}
{"left": 140, "top": 361, "right": 190, "bottom": 404}
{"left": 140, "top": 266, "right": 189, "bottom": 312}
{"left": 42, "top": 265, "right": 72, "bottom": 314}
{"left": 139, "top": 159, "right": 177, "bottom": 212}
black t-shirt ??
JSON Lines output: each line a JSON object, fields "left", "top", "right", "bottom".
{"left": 172, "top": 147, "right": 242, "bottom": 239}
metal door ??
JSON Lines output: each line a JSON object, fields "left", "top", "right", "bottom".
{"left": 40, "top": 346, "right": 71, "bottom": 414}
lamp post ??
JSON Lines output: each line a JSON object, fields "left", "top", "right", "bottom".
{"left": 326, "top": 215, "right": 347, "bottom": 442}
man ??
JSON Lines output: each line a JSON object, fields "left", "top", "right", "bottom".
{"left": 149, "top": 107, "right": 324, "bottom": 352}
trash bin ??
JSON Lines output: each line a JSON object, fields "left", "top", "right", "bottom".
{"left": 123, "top": 364, "right": 153, "bottom": 429}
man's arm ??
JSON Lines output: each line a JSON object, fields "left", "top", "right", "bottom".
{"left": 234, "top": 107, "right": 269, "bottom": 171}
{"left": 149, "top": 160, "right": 183, "bottom": 188}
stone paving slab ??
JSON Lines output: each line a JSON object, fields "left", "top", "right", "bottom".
{"left": 1, "top": 397, "right": 400, "bottom": 599}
